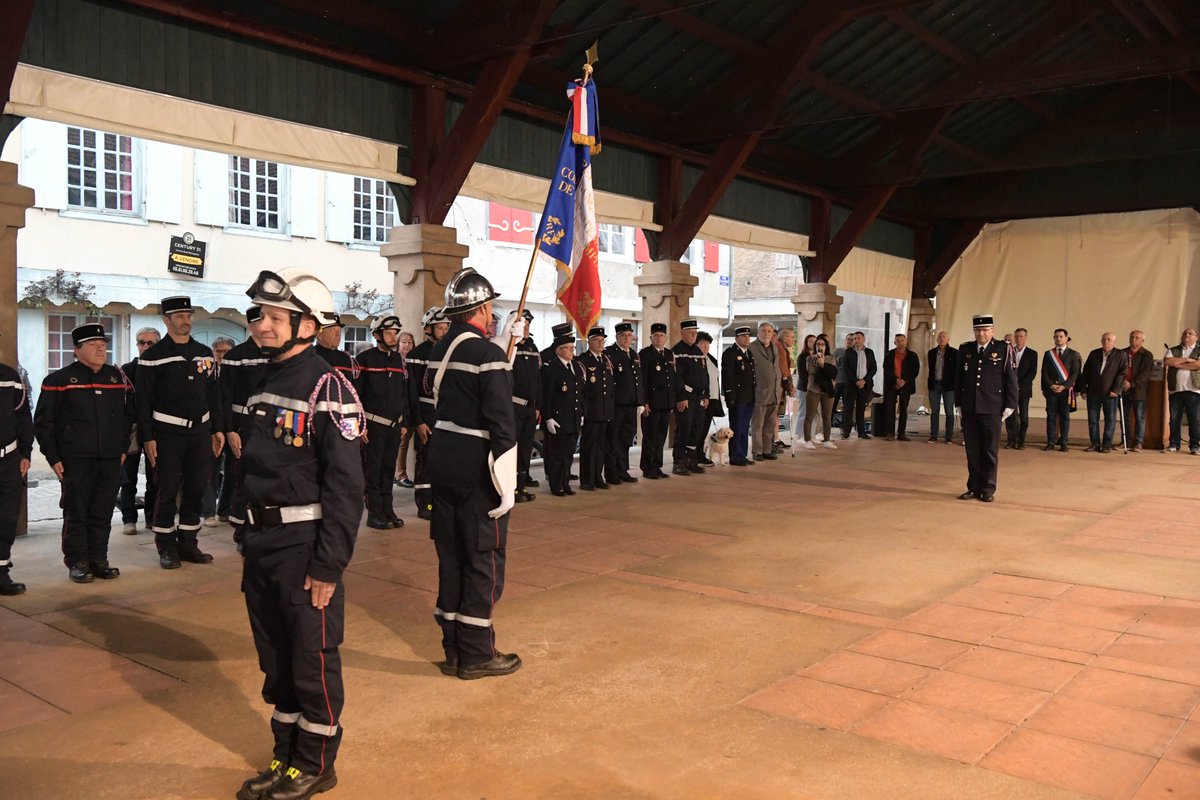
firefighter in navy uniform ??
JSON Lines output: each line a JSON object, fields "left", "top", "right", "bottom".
{"left": 34, "top": 324, "right": 133, "bottom": 583}
{"left": 639, "top": 323, "right": 677, "bottom": 479}
{"left": 541, "top": 321, "right": 574, "bottom": 362}
{"left": 235, "top": 268, "right": 365, "bottom": 800}
{"left": 670, "top": 319, "right": 710, "bottom": 475}
{"left": 541, "top": 328, "right": 584, "bottom": 496}
{"left": 220, "top": 307, "right": 270, "bottom": 546}
{"left": 953, "top": 314, "right": 1019, "bottom": 502}
{"left": 426, "top": 267, "right": 522, "bottom": 680}
{"left": 406, "top": 306, "right": 449, "bottom": 520}
{"left": 604, "top": 322, "right": 643, "bottom": 485}
{"left": 722, "top": 325, "right": 758, "bottom": 466}
{"left": 356, "top": 315, "right": 409, "bottom": 529}
{"left": 0, "top": 359, "right": 33, "bottom": 594}
{"left": 577, "top": 326, "right": 615, "bottom": 491}
{"left": 313, "top": 313, "right": 360, "bottom": 390}
{"left": 136, "top": 295, "right": 223, "bottom": 569}
{"left": 508, "top": 309, "right": 540, "bottom": 503}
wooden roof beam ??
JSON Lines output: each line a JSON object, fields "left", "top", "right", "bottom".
{"left": 0, "top": 0, "right": 35, "bottom": 111}
{"left": 808, "top": 184, "right": 897, "bottom": 282}
{"left": 911, "top": 219, "right": 985, "bottom": 298}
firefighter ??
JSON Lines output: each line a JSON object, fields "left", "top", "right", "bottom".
{"left": 406, "top": 306, "right": 449, "bottom": 520}
{"left": 356, "top": 315, "right": 409, "bottom": 529}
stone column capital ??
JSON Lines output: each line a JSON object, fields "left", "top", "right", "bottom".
{"left": 380, "top": 224, "right": 469, "bottom": 291}
{"left": 908, "top": 297, "right": 935, "bottom": 335}
{"left": 0, "top": 162, "right": 34, "bottom": 230}
{"left": 635, "top": 260, "right": 698, "bottom": 345}
{"left": 789, "top": 282, "right": 844, "bottom": 324}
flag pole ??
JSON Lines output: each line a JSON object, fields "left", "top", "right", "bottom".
{"left": 506, "top": 42, "right": 599, "bottom": 361}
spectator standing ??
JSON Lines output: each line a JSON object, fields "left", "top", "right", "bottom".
{"left": 747, "top": 322, "right": 779, "bottom": 460}
{"left": 118, "top": 327, "right": 159, "bottom": 534}
{"left": 395, "top": 331, "right": 416, "bottom": 486}
{"left": 881, "top": 333, "right": 919, "bottom": 441}
{"left": 1080, "top": 332, "right": 1128, "bottom": 453}
{"left": 696, "top": 331, "right": 723, "bottom": 466}
{"left": 773, "top": 328, "right": 796, "bottom": 452}
{"left": 791, "top": 333, "right": 813, "bottom": 444}
{"left": 1006, "top": 328, "right": 1038, "bottom": 450}
{"left": 1164, "top": 327, "right": 1200, "bottom": 454}
{"left": 1120, "top": 330, "right": 1152, "bottom": 452}
{"left": 842, "top": 332, "right": 877, "bottom": 440}
{"left": 1041, "top": 328, "right": 1082, "bottom": 452}
{"left": 926, "top": 330, "right": 958, "bottom": 444}
{"left": 803, "top": 335, "right": 838, "bottom": 450}
{"left": 834, "top": 333, "right": 853, "bottom": 428}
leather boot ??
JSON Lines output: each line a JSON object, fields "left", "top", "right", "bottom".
{"left": 458, "top": 652, "right": 522, "bottom": 680}
{"left": 68, "top": 563, "right": 95, "bottom": 583}
{"left": 156, "top": 535, "right": 181, "bottom": 569}
{"left": 263, "top": 767, "right": 337, "bottom": 800}
{"left": 177, "top": 541, "right": 214, "bottom": 564}
{"left": 436, "top": 656, "right": 458, "bottom": 676}
{"left": 236, "top": 760, "right": 287, "bottom": 800}
{"left": 90, "top": 560, "right": 120, "bottom": 580}
{"left": 688, "top": 456, "right": 705, "bottom": 474}
{"left": 0, "top": 566, "right": 26, "bottom": 595}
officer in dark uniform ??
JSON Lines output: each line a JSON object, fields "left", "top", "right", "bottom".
{"left": 604, "top": 322, "right": 643, "bottom": 485}
{"left": 118, "top": 327, "right": 159, "bottom": 535}
{"left": 406, "top": 307, "right": 449, "bottom": 520}
{"left": 0, "top": 358, "right": 33, "bottom": 594}
{"left": 722, "top": 325, "right": 757, "bottom": 466}
{"left": 541, "top": 327, "right": 584, "bottom": 496}
{"left": 235, "top": 268, "right": 365, "bottom": 800}
{"left": 356, "top": 315, "right": 409, "bottom": 530}
{"left": 639, "top": 322, "right": 677, "bottom": 479}
{"left": 671, "top": 319, "right": 709, "bottom": 475}
{"left": 313, "top": 312, "right": 360, "bottom": 389}
{"left": 509, "top": 309, "right": 540, "bottom": 503}
{"left": 541, "top": 321, "right": 574, "bottom": 362}
{"left": 953, "top": 314, "right": 1019, "bottom": 502}
{"left": 34, "top": 324, "right": 133, "bottom": 583}
{"left": 577, "top": 326, "right": 615, "bottom": 491}
{"left": 220, "top": 307, "right": 270, "bottom": 545}
{"left": 426, "top": 267, "right": 521, "bottom": 680}
{"left": 136, "top": 296, "right": 223, "bottom": 569}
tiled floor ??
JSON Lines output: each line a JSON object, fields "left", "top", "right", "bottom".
{"left": 1065, "top": 498, "right": 1200, "bottom": 561}
{"left": 742, "top": 575, "right": 1200, "bottom": 800}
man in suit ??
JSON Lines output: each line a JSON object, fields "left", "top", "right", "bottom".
{"left": 926, "top": 330, "right": 958, "bottom": 444}
{"left": 1041, "top": 328, "right": 1082, "bottom": 452}
{"left": 1120, "top": 330, "right": 1153, "bottom": 452}
{"left": 639, "top": 323, "right": 676, "bottom": 479}
{"left": 953, "top": 314, "right": 1019, "bottom": 502}
{"left": 1080, "top": 332, "right": 1128, "bottom": 453}
{"left": 842, "top": 331, "right": 877, "bottom": 440}
{"left": 1005, "top": 327, "right": 1038, "bottom": 450}
{"left": 747, "top": 322, "right": 779, "bottom": 460}
{"left": 722, "top": 326, "right": 756, "bottom": 466}
{"left": 881, "top": 333, "right": 920, "bottom": 441}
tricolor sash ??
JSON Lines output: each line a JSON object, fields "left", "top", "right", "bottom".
{"left": 1049, "top": 348, "right": 1074, "bottom": 406}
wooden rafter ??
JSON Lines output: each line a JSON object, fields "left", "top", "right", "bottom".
{"left": 911, "top": 219, "right": 985, "bottom": 298}
{"left": 0, "top": 0, "right": 36, "bottom": 111}
{"left": 809, "top": 185, "right": 898, "bottom": 282}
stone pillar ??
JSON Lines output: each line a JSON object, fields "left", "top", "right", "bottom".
{"left": 380, "top": 224, "right": 469, "bottom": 330}
{"left": 790, "top": 282, "right": 843, "bottom": 342}
{"left": 634, "top": 260, "right": 698, "bottom": 346}
{"left": 0, "top": 162, "right": 33, "bottom": 365}
{"left": 907, "top": 297, "right": 935, "bottom": 410}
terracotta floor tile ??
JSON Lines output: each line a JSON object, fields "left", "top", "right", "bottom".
{"left": 852, "top": 699, "right": 1015, "bottom": 765}
{"left": 946, "top": 646, "right": 1085, "bottom": 692}
{"left": 651, "top": 529, "right": 733, "bottom": 548}
{"left": 1030, "top": 598, "right": 1150, "bottom": 631}
{"left": 505, "top": 564, "right": 592, "bottom": 589}
{"left": 741, "top": 675, "right": 893, "bottom": 731}
{"left": 1092, "top": 655, "right": 1200, "bottom": 688}
{"left": 975, "top": 574, "right": 1072, "bottom": 598}
{"left": 607, "top": 570, "right": 678, "bottom": 588}
{"left": 499, "top": 581, "right": 543, "bottom": 600}
{"left": 738, "top": 593, "right": 817, "bottom": 614}
{"left": 981, "top": 728, "right": 1156, "bottom": 800}
{"left": 987, "top": 636, "right": 1096, "bottom": 665}
{"left": 902, "top": 670, "right": 1051, "bottom": 724}
{"left": 898, "top": 603, "right": 1021, "bottom": 644}
{"left": 801, "top": 651, "right": 933, "bottom": 697}
{"left": 1132, "top": 759, "right": 1200, "bottom": 800}
{"left": 1124, "top": 602, "right": 1200, "bottom": 643}
{"left": 1162, "top": 719, "right": 1200, "bottom": 765}
{"left": 1025, "top": 695, "right": 1184, "bottom": 756}
{"left": 547, "top": 549, "right": 654, "bottom": 574}
{"left": 997, "top": 616, "right": 1122, "bottom": 654}
{"left": 941, "top": 586, "right": 1048, "bottom": 616}
{"left": 1058, "top": 584, "right": 1162, "bottom": 609}
{"left": 0, "top": 681, "right": 67, "bottom": 733}
{"left": 847, "top": 630, "right": 974, "bottom": 669}
{"left": 1105, "top": 634, "right": 1200, "bottom": 673}
{"left": 617, "top": 537, "right": 696, "bottom": 558}
{"left": 803, "top": 606, "right": 897, "bottom": 629}
{"left": 1062, "top": 668, "right": 1200, "bottom": 718}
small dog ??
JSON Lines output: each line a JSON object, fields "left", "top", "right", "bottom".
{"left": 707, "top": 427, "right": 734, "bottom": 465}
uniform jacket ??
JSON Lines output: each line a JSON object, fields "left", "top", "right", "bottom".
{"left": 747, "top": 339, "right": 779, "bottom": 406}
{"left": 704, "top": 353, "right": 725, "bottom": 417}
{"left": 0, "top": 362, "right": 34, "bottom": 462}
{"left": 639, "top": 346, "right": 677, "bottom": 410}
{"left": 1123, "top": 347, "right": 1154, "bottom": 402}
{"left": 1011, "top": 347, "right": 1038, "bottom": 399}
{"left": 1080, "top": 348, "right": 1128, "bottom": 398}
{"left": 541, "top": 356, "right": 584, "bottom": 434}
{"left": 605, "top": 343, "right": 644, "bottom": 406}
{"left": 577, "top": 350, "right": 615, "bottom": 422}
{"left": 356, "top": 346, "right": 409, "bottom": 425}
{"left": 1041, "top": 346, "right": 1082, "bottom": 396}
{"left": 512, "top": 338, "right": 542, "bottom": 412}
{"left": 843, "top": 347, "right": 878, "bottom": 391}
{"left": 954, "top": 339, "right": 1019, "bottom": 415}
{"left": 136, "top": 336, "right": 220, "bottom": 439}
{"left": 722, "top": 344, "right": 756, "bottom": 407}
{"left": 883, "top": 348, "right": 921, "bottom": 395}
{"left": 406, "top": 339, "right": 437, "bottom": 427}
{"left": 426, "top": 321, "right": 517, "bottom": 493}
{"left": 241, "top": 347, "right": 363, "bottom": 582}
{"left": 314, "top": 344, "right": 360, "bottom": 391}
{"left": 35, "top": 361, "right": 133, "bottom": 462}
{"left": 671, "top": 340, "right": 709, "bottom": 400}
{"left": 220, "top": 339, "right": 270, "bottom": 434}
{"left": 926, "top": 345, "right": 959, "bottom": 390}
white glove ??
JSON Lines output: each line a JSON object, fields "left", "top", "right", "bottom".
{"left": 545, "top": 418, "right": 560, "bottom": 435}
{"left": 488, "top": 491, "right": 515, "bottom": 519}
{"left": 487, "top": 446, "right": 518, "bottom": 519}
{"left": 1001, "top": 408, "right": 1015, "bottom": 421}
{"left": 496, "top": 311, "right": 521, "bottom": 362}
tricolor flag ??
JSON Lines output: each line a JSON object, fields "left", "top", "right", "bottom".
{"left": 537, "top": 78, "right": 602, "bottom": 336}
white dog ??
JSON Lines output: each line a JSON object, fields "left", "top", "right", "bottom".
{"left": 707, "top": 427, "right": 734, "bottom": 465}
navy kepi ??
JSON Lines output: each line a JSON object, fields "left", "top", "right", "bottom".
{"left": 588, "top": 326, "right": 606, "bottom": 339}
{"left": 734, "top": 325, "right": 752, "bottom": 336}
{"left": 615, "top": 322, "right": 633, "bottom": 334}
{"left": 650, "top": 322, "right": 667, "bottom": 334}
{"left": 161, "top": 295, "right": 192, "bottom": 314}
{"left": 972, "top": 313, "right": 994, "bottom": 328}
{"left": 680, "top": 318, "right": 698, "bottom": 330}
{"left": 71, "top": 323, "right": 108, "bottom": 346}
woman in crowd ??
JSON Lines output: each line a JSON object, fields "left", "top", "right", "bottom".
{"left": 804, "top": 334, "right": 838, "bottom": 450}
{"left": 792, "top": 334, "right": 816, "bottom": 444}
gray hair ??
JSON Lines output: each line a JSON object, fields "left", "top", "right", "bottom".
{"left": 135, "top": 327, "right": 160, "bottom": 341}
{"left": 212, "top": 336, "right": 236, "bottom": 349}
{"left": 757, "top": 321, "right": 775, "bottom": 333}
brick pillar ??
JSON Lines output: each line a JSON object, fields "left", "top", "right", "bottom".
{"left": 380, "top": 224, "right": 469, "bottom": 330}
{"left": 634, "top": 260, "right": 698, "bottom": 346}
{"left": 907, "top": 297, "right": 934, "bottom": 410}
{"left": 0, "top": 162, "right": 32, "bottom": 364}
{"left": 790, "top": 282, "right": 844, "bottom": 342}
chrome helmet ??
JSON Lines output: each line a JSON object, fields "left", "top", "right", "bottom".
{"left": 442, "top": 268, "right": 499, "bottom": 316}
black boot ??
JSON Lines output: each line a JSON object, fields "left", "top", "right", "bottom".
{"left": 365, "top": 513, "right": 391, "bottom": 529}
{"left": 458, "top": 652, "right": 522, "bottom": 680}
{"left": 177, "top": 540, "right": 213, "bottom": 564}
{"left": 0, "top": 566, "right": 25, "bottom": 595}
{"left": 68, "top": 562, "right": 94, "bottom": 583}
{"left": 688, "top": 455, "right": 705, "bottom": 474}
{"left": 385, "top": 512, "right": 405, "bottom": 529}
{"left": 237, "top": 760, "right": 287, "bottom": 800}
{"left": 263, "top": 767, "right": 337, "bottom": 799}
{"left": 90, "top": 560, "right": 120, "bottom": 580}
{"left": 156, "top": 534, "right": 181, "bottom": 569}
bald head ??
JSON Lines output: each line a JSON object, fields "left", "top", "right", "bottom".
{"left": 1101, "top": 332, "right": 1116, "bottom": 352}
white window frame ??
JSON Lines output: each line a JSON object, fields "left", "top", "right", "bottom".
{"left": 598, "top": 223, "right": 633, "bottom": 262}
{"left": 352, "top": 177, "right": 395, "bottom": 246}
{"left": 342, "top": 325, "right": 371, "bottom": 355}
{"left": 228, "top": 156, "right": 287, "bottom": 233}
{"left": 64, "top": 126, "right": 143, "bottom": 219}
{"left": 47, "top": 312, "right": 119, "bottom": 371}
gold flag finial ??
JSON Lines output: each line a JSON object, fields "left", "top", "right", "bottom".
{"left": 581, "top": 41, "right": 599, "bottom": 85}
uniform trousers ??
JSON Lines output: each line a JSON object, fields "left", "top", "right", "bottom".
{"left": 413, "top": 422, "right": 434, "bottom": 514}
{"left": 543, "top": 429, "right": 578, "bottom": 493}
{"left": 118, "top": 449, "right": 158, "bottom": 526}
{"left": 151, "top": 428, "right": 213, "bottom": 547}
{"left": 363, "top": 419, "right": 402, "bottom": 518}
{"left": 961, "top": 411, "right": 1002, "bottom": 494}
{"left": 580, "top": 419, "right": 609, "bottom": 488}
{"left": 513, "top": 404, "right": 537, "bottom": 491}
{"left": 672, "top": 400, "right": 702, "bottom": 461}
{"left": 605, "top": 405, "right": 638, "bottom": 482}
{"left": 432, "top": 483, "right": 507, "bottom": 665}
{"left": 728, "top": 402, "right": 754, "bottom": 463}
{"left": 202, "top": 449, "right": 234, "bottom": 518}
{"left": 640, "top": 408, "right": 670, "bottom": 474}
{"left": 60, "top": 456, "right": 122, "bottom": 567}
{"left": 750, "top": 401, "right": 777, "bottom": 456}
{"left": 243, "top": 541, "right": 344, "bottom": 775}
{"left": 0, "top": 455, "right": 24, "bottom": 568}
